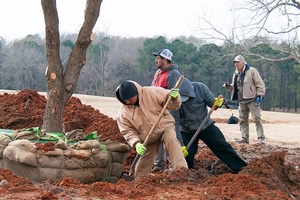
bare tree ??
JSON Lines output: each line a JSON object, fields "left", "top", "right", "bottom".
{"left": 240, "top": 0, "right": 300, "bottom": 35}
{"left": 236, "top": 0, "right": 300, "bottom": 62}
{"left": 41, "top": 0, "right": 102, "bottom": 132}
{"left": 197, "top": 0, "right": 300, "bottom": 62}
{"left": 1, "top": 36, "right": 46, "bottom": 90}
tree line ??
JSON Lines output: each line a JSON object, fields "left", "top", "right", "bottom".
{"left": 0, "top": 33, "right": 299, "bottom": 112}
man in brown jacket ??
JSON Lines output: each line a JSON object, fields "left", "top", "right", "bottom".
{"left": 223, "top": 55, "right": 266, "bottom": 144}
{"left": 115, "top": 80, "right": 188, "bottom": 177}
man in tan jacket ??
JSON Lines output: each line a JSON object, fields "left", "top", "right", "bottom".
{"left": 223, "top": 55, "right": 266, "bottom": 144}
{"left": 115, "top": 80, "right": 188, "bottom": 177}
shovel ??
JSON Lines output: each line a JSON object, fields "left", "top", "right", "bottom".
{"left": 186, "top": 95, "right": 223, "bottom": 150}
{"left": 122, "top": 75, "right": 184, "bottom": 180}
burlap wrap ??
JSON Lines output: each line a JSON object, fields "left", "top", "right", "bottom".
{"left": 0, "top": 130, "right": 130, "bottom": 184}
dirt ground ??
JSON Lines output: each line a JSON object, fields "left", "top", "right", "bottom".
{"left": 0, "top": 89, "right": 299, "bottom": 200}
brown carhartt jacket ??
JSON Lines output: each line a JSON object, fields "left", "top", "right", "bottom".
{"left": 115, "top": 81, "right": 181, "bottom": 147}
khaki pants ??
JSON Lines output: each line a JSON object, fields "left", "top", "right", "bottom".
{"left": 239, "top": 101, "right": 265, "bottom": 141}
{"left": 135, "top": 126, "right": 188, "bottom": 177}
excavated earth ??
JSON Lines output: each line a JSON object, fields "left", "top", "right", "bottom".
{"left": 0, "top": 89, "right": 299, "bottom": 200}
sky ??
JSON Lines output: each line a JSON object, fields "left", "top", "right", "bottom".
{"left": 0, "top": 0, "right": 235, "bottom": 42}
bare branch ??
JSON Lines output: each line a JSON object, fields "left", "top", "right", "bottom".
{"left": 239, "top": 0, "right": 300, "bottom": 36}
{"left": 197, "top": 16, "right": 232, "bottom": 43}
{"left": 263, "top": 24, "right": 300, "bottom": 34}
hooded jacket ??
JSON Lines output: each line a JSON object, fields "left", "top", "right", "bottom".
{"left": 172, "top": 78, "right": 215, "bottom": 135}
{"left": 151, "top": 64, "right": 184, "bottom": 145}
{"left": 152, "top": 65, "right": 181, "bottom": 89}
{"left": 115, "top": 81, "right": 181, "bottom": 147}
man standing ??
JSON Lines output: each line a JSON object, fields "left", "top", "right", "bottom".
{"left": 152, "top": 49, "right": 181, "bottom": 89}
{"left": 177, "top": 78, "right": 247, "bottom": 173}
{"left": 151, "top": 49, "right": 187, "bottom": 172}
{"left": 115, "top": 80, "right": 188, "bottom": 177}
{"left": 223, "top": 55, "right": 266, "bottom": 144}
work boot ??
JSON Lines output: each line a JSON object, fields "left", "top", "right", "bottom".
{"left": 236, "top": 138, "right": 249, "bottom": 144}
{"left": 164, "top": 165, "right": 173, "bottom": 173}
{"left": 258, "top": 138, "right": 265, "bottom": 144}
{"left": 151, "top": 165, "right": 165, "bottom": 173}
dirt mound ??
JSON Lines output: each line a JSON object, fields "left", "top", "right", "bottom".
{"left": 0, "top": 89, "right": 299, "bottom": 199}
{"left": 0, "top": 89, "right": 126, "bottom": 143}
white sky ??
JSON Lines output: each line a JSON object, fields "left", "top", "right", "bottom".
{"left": 0, "top": 0, "right": 235, "bottom": 42}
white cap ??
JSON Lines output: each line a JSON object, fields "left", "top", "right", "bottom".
{"left": 152, "top": 49, "right": 173, "bottom": 60}
{"left": 233, "top": 55, "right": 245, "bottom": 63}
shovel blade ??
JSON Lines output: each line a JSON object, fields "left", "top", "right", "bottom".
{"left": 120, "top": 173, "right": 135, "bottom": 181}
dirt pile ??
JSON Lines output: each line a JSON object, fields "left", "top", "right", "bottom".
{"left": 0, "top": 89, "right": 299, "bottom": 199}
{"left": 0, "top": 89, "right": 126, "bottom": 143}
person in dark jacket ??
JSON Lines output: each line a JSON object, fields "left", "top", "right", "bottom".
{"left": 174, "top": 78, "right": 247, "bottom": 173}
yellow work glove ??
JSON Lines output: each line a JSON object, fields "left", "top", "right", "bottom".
{"left": 214, "top": 97, "right": 224, "bottom": 107}
{"left": 135, "top": 142, "right": 147, "bottom": 155}
{"left": 181, "top": 146, "right": 188, "bottom": 157}
{"left": 169, "top": 88, "right": 179, "bottom": 99}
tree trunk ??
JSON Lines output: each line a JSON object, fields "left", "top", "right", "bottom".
{"left": 41, "top": 0, "right": 102, "bottom": 132}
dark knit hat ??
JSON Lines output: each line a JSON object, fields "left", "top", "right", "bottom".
{"left": 119, "top": 81, "right": 138, "bottom": 100}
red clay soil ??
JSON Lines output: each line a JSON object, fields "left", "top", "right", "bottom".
{"left": 0, "top": 89, "right": 299, "bottom": 200}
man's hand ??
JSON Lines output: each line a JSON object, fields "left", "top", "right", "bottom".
{"left": 222, "top": 82, "right": 230, "bottom": 88}
{"left": 135, "top": 142, "right": 147, "bottom": 155}
{"left": 181, "top": 146, "right": 188, "bottom": 157}
{"left": 214, "top": 97, "right": 224, "bottom": 107}
{"left": 255, "top": 96, "right": 262, "bottom": 106}
{"left": 169, "top": 88, "right": 179, "bottom": 99}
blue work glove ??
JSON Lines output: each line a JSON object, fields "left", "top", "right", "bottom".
{"left": 255, "top": 96, "right": 262, "bottom": 106}
{"left": 214, "top": 97, "right": 224, "bottom": 107}
{"left": 135, "top": 142, "right": 147, "bottom": 155}
{"left": 181, "top": 146, "right": 188, "bottom": 157}
{"left": 169, "top": 88, "right": 179, "bottom": 99}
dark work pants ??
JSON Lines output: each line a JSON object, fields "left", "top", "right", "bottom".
{"left": 181, "top": 123, "right": 247, "bottom": 172}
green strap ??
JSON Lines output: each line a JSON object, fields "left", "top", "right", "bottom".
{"left": 40, "top": 132, "right": 68, "bottom": 143}
{"left": 21, "top": 127, "right": 41, "bottom": 140}
{"left": 100, "top": 144, "right": 109, "bottom": 182}
{"left": 19, "top": 128, "right": 68, "bottom": 142}
{"left": 85, "top": 131, "right": 98, "bottom": 140}
{"left": 3, "top": 134, "right": 13, "bottom": 140}
{"left": 66, "top": 131, "right": 98, "bottom": 144}
{"left": 22, "top": 127, "right": 41, "bottom": 132}
{"left": 101, "top": 143, "right": 108, "bottom": 154}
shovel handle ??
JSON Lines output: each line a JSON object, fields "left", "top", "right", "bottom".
{"left": 186, "top": 109, "right": 213, "bottom": 150}
{"left": 186, "top": 95, "right": 223, "bottom": 150}
{"left": 128, "top": 75, "right": 184, "bottom": 176}
{"left": 143, "top": 75, "right": 184, "bottom": 147}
